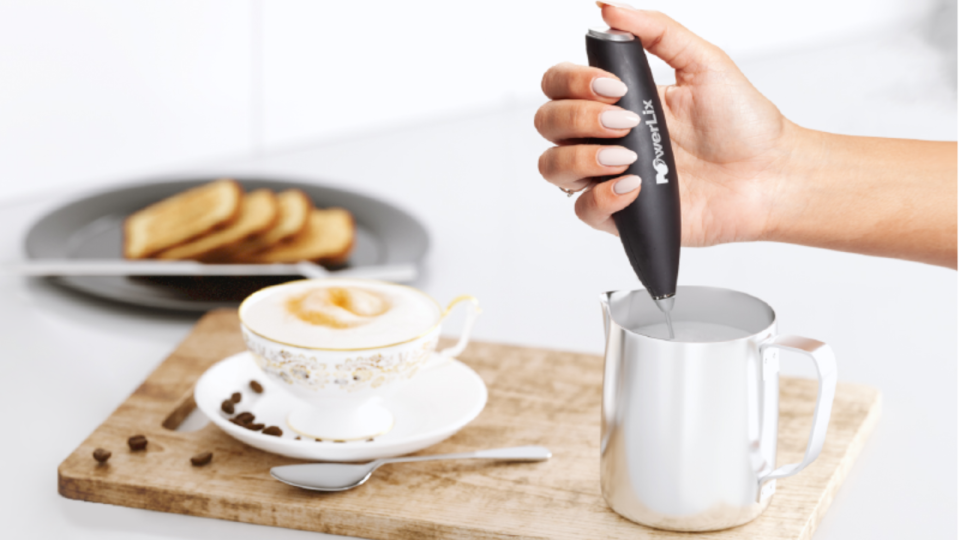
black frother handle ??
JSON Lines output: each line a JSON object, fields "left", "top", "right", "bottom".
{"left": 586, "top": 29, "right": 681, "bottom": 299}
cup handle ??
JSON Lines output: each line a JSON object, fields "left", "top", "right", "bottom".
{"left": 437, "top": 295, "right": 482, "bottom": 358}
{"left": 756, "top": 335, "right": 837, "bottom": 501}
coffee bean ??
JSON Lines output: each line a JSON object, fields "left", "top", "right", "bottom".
{"left": 230, "top": 392, "right": 242, "bottom": 404}
{"left": 93, "top": 448, "right": 112, "bottom": 463}
{"left": 229, "top": 418, "right": 245, "bottom": 427}
{"left": 190, "top": 452, "right": 213, "bottom": 466}
{"left": 235, "top": 412, "right": 255, "bottom": 424}
{"left": 221, "top": 400, "right": 235, "bottom": 414}
{"left": 366, "top": 438, "right": 375, "bottom": 443}
{"left": 128, "top": 435, "right": 148, "bottom": 451}
{"left": 249, "top": 380, "right": 263, "bottom": 394}
{"left": 262, "top": 426, "right": 283, "bottom": 437}
{"left": 245, "top": 423, "right": 265, "bottom": 431}
{"left": 294, "top": 436, "right": 301, "bottom": 441}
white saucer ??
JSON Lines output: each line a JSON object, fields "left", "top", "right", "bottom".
{"left": 194, "top": 352, "right": 488, "bottom": 461}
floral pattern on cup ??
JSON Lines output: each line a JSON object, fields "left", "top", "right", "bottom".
{"left": 243, "top": 329, "right": 438, "bottom": 393}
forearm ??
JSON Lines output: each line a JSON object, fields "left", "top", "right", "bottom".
{"left": 765, "top": 124, "right": 958, "bottom": 268}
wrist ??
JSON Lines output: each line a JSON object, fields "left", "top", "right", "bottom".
{"left": 757, "top": 122, "right": 831, "bottom": 244}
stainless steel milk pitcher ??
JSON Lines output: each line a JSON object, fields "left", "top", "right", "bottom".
{"left": 600, "top": 286, "right": 837, "bottom": 531}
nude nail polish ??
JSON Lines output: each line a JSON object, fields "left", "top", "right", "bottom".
{"left": 596, "top": 1, "right": 635, "bottom": 9}
{"left": 598, "top": 147, "right": 637, "bottom": 167}
{"left": 592, "top": 78, "right": 628, "bottom": 98}
{"left": 600, "top": 110, "right": 640, "bottom": 129}
{"left": 613, "top": 175, "right": 641, "bottom": 194}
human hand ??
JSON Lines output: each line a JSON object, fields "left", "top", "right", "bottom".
{"left": 535, "top": 3, "right": 796, "bottom": 247}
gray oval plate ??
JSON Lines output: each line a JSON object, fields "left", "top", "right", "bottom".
{"left": 24, "top": 178, "right": 430, "bottom": 312}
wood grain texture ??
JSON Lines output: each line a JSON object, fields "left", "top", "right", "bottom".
{"left": 58, "top": 309, "right": 881, "bottom": 539}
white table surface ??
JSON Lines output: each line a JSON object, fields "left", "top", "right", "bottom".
{"left": 1, "top": 30, "right": 956, "bottom": 539}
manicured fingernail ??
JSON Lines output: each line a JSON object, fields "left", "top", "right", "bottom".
{"left": 600, "top": 110, "right": 640, "bottom": 129}
{"left": 598, "top": 147, "right": 637, "bottom": 166}
{"left": 613, "top": 175, "right": 641, "bottom": 194}
{"left": 592, "top": 77, "right": 628, "bottom": 98}
{"left": 596, "top": 1, "right": 635, "bottom": 9}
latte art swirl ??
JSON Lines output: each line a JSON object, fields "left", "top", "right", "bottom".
{"left": 286, "top": 287, "right": 390, "bottom": 329}
{"left": 240, "top": 279, "right": 442, "bottom": 349}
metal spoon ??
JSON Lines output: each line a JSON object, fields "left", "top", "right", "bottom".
{"left": 270, "top": 445, "right": 551, "bottom": 491}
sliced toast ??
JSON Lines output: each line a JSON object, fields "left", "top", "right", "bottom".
{"left": 213, "top": 189, "right": 313, "bottom": 261}
{"left": 248, "top": 208, "right": 354, "bottom": 265}
{"left": 124, "top": 179, "right": 242, "bottom": 259}
{"left": 156, "top": 189, "right": 280, "bottom": 260}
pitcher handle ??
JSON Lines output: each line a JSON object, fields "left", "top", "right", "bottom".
{"left": 757, "top": 335, "right": 837, "bottom": 501}
{"left": 438, "top": 295, "right": 482, "bottom": 358}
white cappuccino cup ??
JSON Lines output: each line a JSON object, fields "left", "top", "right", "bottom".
{"left": 239, "top": 278, "right": 480, "bottom": 441}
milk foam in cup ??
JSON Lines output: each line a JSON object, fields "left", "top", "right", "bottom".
{"left": 239, "top": 278, "right": 480, "bottom": 441}
{"left": 242, "top": 280, "right": 442, "bottom": 349}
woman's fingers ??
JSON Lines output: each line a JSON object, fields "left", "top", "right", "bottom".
{"left": 534, "top": 100, "right": 640, "bottom": 144}
{"left": 574, "top": 175, "right": 642, "bottom": 235}
{"left": 542, "top": 62, "right": 628, "bottom": 103}
{"left": 597, "top": 3, "right": 730, "bottom": 76}
{"left": 538, "top": 145, "right": 637, "bottom": 191}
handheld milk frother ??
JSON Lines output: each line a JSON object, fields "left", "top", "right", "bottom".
{"left": 586, "top": 27, "right": 681, "bottom": 334}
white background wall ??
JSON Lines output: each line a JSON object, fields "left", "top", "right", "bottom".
{"left": 0, "top": 0, "right": 953, "bottom": 203}
{"left": 0, "top": 1, "right": 254, "bottom": 202}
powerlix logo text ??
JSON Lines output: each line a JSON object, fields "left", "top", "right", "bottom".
{"left": 641, "top": 100, "right": 670, "bottom": 184}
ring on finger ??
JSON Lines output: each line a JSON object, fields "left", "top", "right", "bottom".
{"left": 559, "top": 186, "right": 586, "bottom": 198}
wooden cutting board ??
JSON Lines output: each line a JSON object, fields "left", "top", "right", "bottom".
{"left": 58, "top": 309, "right": 880, "bottom": 539}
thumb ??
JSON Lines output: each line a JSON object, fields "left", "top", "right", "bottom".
{"left": 597, "top": 3, "right": 731, "bottom": 77}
